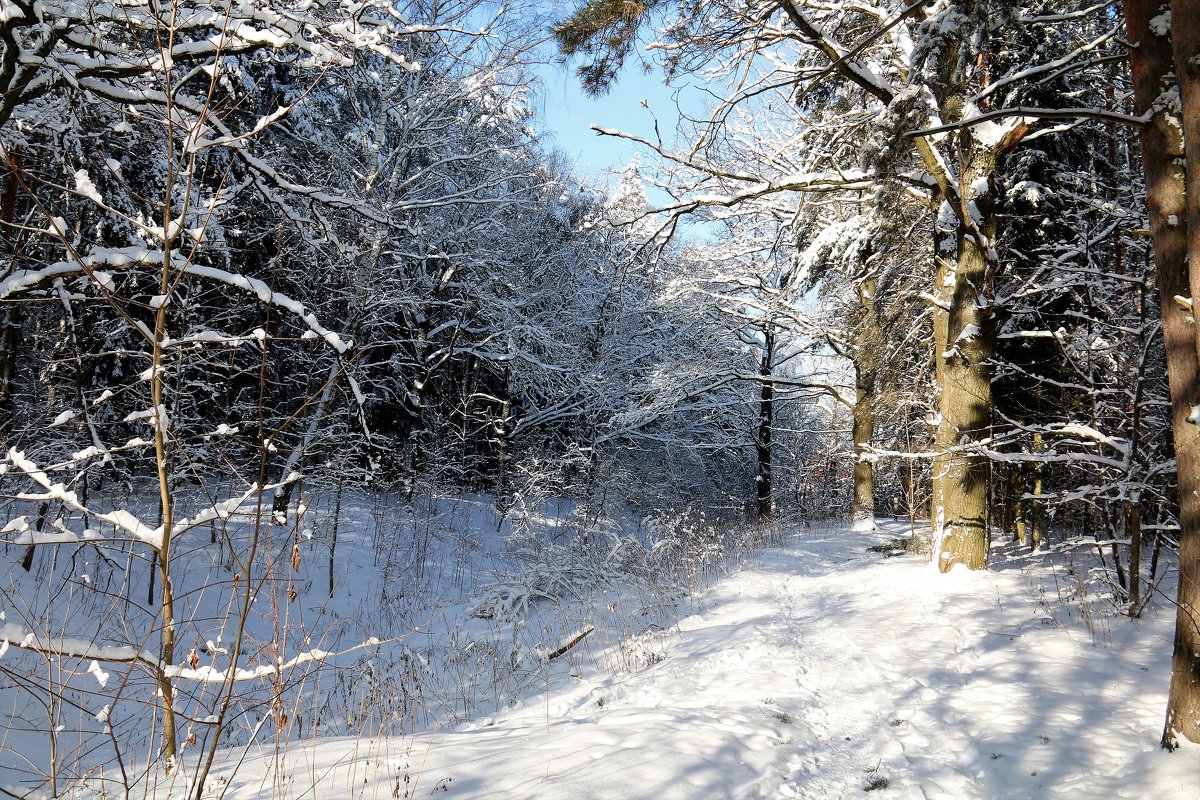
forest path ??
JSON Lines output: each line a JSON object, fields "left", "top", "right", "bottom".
{"left": 197, "top": 523, "right": 1195, "bottom": 799}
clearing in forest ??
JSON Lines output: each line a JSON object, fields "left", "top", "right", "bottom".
{"left": 181, "top": 523, "right": 1198, "bottom": 799}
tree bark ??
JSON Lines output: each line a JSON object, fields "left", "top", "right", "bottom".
{"left": 1159, "top": 0, "right": 1200, "bottom": 748}
{"left": 851, "top": 281, "right": 876, "bottom": 530}
{"left": 920, "top": 4, "right": 1011, "bottom": 572}
{"left": 851, "top": 362, "right": 875, "bottom": 529}
{"left": 930, "top": 159, "right": 997, "bottom": 571}
{"left": 756, "top": 326, "right": 775, "bottom": 522}
{"left": 1126, "top": 497, "right": 1143, "bottom": 613}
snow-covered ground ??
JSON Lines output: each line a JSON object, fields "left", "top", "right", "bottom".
{"left": 160, "top": 522, "right": 1198, "bottom": 799}
{"left": 1, "top": 490, "right": 728, "bottom": 797}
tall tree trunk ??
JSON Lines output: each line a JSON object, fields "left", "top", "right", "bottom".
{"left": 1154, "top": 0, "right": 1200, "bottom": 749}
{"left": 930, "top": 159, "right": 997, "bottom": 571}
{"left": 851, "top": 361, "right": 875, "bottom": 530}
{"left": 756, "top": 327, "right": 775, "bottom": 522}
{"left": 1126, "top": 496, "right": 1143, "bottom": 612}
{"left": 851, "top": 280, "right": 876, "bottom": 530}
{"left": 919, "top": 4, "right": 1013, "bottom": 572}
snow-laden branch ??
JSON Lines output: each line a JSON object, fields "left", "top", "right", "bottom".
{"left": 1041, "top": 423, "right": 1131, "bottom": 459}
{"left": 168, "top": 485, "right": 262, "bottom": 537}
{"left": 905, "top": 106, "right": 1149, "bottom": 139}
{"left": 0, "top": 246, "right": 154, "bottom": 298}
{"left": 1019, "top": 2, "right": 1114, "bottom": 23}
{"left": 183, "top": 265, "right": 351, "bottom": 353}
{"left": 779, "top": 0, "right": 898, "bottom": 104}
{"left": 0, "top": 0, "right": 441, "bottom": 127}
{"left": 1, "top": 452, "right": 306, "bottom": 547}
{"left": 862, "top": 422, "right": 1132, "bottom": 470}
{"left": 5, "top": 448, "right": 163, "bottom": 547}
{"left": 162, "top": 636, "right": 405, "bottom": 683}
{"left": 786, "top": 0, "right": 929, "bottom": 105}
{"left": 731, "top": 372, "right": 854, "bottom": 408}
{"left": 974, "top": 26, "right": 1121, "bottom": 105}
{"left": 0, "top": 620, "right": 408, "bottom": 685}
{"left": 0, "top": 623, "right": 149, "bottom": 665}
{"left": 0, "top": 250, "right": 351, "bottom": 353}
{"left": 644, "top": 174, "right": 871, "bottom": 216}
{"left": 917, "top": 290, "right": 952, "bottom": 311}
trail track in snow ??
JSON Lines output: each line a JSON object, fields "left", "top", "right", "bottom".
{"left": 177, "top": 523, "right": 1197, "bottom": 799}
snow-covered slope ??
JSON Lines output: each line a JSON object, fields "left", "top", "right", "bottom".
{"left": 172, "top": 523, "right": 1198, "bottom": 799}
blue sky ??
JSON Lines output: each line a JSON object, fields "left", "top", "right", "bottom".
{"left": 532, "top": 58, "right": 700, "bottom": 191}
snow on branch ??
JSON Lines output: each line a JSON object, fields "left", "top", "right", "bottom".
{"left": 187, "top": 105, "right": 295, "bottom": 152}
{"left": 732, "top": 372, "right": 854, "bottom": 408}
{"left": 0, "top": 619, "right": 408, "bottom": 685}
{"left": 917, "top": 291, "right": 952, "bottom": 311}
{"left": 4, "top": 449, "right": 163, "bottom": 547}
{"left": 161, "top": 637, "right": 405, "bottom": 683}
{"left": 0, "top": 247, "right": 158, "bottom": 299}
{"left": 0, "top": 0, "right": 429, "bottom": 127}
{"left": 659, "top": 170, "right": 872, "bottom": 214}
{"left": 1042, "top": 423, "right": 1131, "bottom": 458}
{"left": 0, "top": 623, "right": 149, "bottom": 665}
{"left": 0, "top": 251, "right": 351, "bottom": 354}
{"left": 1019, "top": 2, "right": 1114, "bottom": 23}
{"left": 778, "top": 0, "right": 898, "bottom": 104}
{"left": 974, "top": 26, "right": 1121, "bottom": 104}
{"left": 862, "top": 428, "right": 1130, "bottom": 470}
{"left": 183, "top": 265, "right": 351, "bottom": 353}
{"left": 168, "top": 485, "right": 262, "bottom": 537}
{"left": 905, "top": 106, "right": 1149, "bottom": 139}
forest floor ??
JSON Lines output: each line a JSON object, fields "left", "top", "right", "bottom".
{"left": 169, "top": 521, "right": 1198, "bottom": 799}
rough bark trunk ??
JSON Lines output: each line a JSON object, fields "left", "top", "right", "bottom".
{"left": 931, "top": 163, "right": 997, "bottom": 571}
{"left": 1160, "top": 0, "right": 1200, "bottom": 748}
{"left": 920, "top": 4, "right": 1010, "bottom": 572}
{"left": 1126, "top": 497, "right": 1143, "bottom": 613}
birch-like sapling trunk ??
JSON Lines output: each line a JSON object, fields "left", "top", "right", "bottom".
{"left": 152, "top": 30, "right": 181, "bottom": 767}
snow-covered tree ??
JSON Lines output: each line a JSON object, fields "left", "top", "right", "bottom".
{"left": 555, "top": 0, "right": 1159, "bottom": 570}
